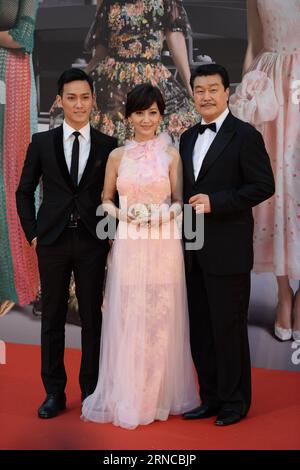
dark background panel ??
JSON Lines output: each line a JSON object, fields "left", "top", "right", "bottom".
{"left": 35, "top": 0, "right": 247, "bottom": 114}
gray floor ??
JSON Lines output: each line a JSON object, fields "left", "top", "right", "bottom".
{"left": 1, "top": 273, "right": 299, "bottom": 371}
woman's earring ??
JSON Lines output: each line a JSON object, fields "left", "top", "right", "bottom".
{"left": 126, "top": 119, "right": 134, "bottom": 139}
{"left": 156, "top": 119, "right": 163, "bottom": 136}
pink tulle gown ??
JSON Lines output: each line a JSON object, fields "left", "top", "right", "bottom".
{"left": 81, "top": 133, "right": 199, "bottom": 429}
{"left": 230, "top": 0, "right": 300, "bottom": 279}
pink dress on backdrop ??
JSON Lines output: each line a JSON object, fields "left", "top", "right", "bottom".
{"left": 81, "top": 133, "right": 199, "bottom": 429}
{"left": 230, "top": 0, "right": 300, "bottom": 279}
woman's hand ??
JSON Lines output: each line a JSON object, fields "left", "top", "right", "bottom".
{"left": 0, "top": 31, "right": 21, "bottom": 49}
{"left": 118, "top": 208, "right": 137, "bottom": 224}
{"left": 84, "top": 57, "right": 99, "bottom": 76}
{"left": 84, "top": 44, "right": 108, "bottom": 75}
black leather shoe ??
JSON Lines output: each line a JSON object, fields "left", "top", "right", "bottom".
{"left": 38, "top": 393, "right": 66, "bottom": 419}
{"left": 183, "top": 404, "right": 220, "bottom": 420}
{"left": 214, "top": 409, "right": 242, "bottom": 426}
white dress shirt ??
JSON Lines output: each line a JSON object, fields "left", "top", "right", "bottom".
{"left": 63, "top": 120, "right": 91, "bottom": 185}
{"left": 192, "top": 107, "right": 229, "bottom": 180}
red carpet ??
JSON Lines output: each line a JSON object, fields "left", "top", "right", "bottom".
{"left": 0, "top": 343, "right": 299, "bottom": 450}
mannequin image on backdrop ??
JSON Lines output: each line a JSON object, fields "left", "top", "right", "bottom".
{"left": 0, "top": 0, "right": 39, "bottom": 317}
{"left": 230, "top": 0, "right": 300, "bottom": 342}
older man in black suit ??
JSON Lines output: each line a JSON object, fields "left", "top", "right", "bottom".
{"left": 180, "top": 64, "right": 275, "bottom": 426}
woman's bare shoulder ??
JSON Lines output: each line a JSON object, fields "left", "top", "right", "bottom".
{"left": 108, "top": 146, "right": 125, "bottom": 165}
{"left": 167, "top": 145, "right": 180, "bottom": 162}
{"left": 109, "top": 146, "right": 124, "bottom": 159}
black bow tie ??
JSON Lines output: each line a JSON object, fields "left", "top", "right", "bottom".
{"left": 198, "top": 122, "right": 217, "bottom": 134}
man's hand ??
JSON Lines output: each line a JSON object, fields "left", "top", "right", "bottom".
{"left": 189, "top": 194, "right": 211, "bottom": 213}
{"left": 31, "top": 237, "right": 37, "bottom": 249}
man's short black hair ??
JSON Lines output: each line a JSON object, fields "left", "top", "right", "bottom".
{"left": 125, "top": 83, "right": 165, "bottom": 118}
{"left": 190, "top": 63, "right": 230, "bottom": 90}
{"left": 57, "top": 68, "right": 94, "bottom": 96}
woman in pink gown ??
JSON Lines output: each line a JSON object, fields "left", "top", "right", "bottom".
{"left": 81, "top": 84, "right": 199, "bottom": 429}
{"left": 230, "top": 0, "right": 300, "bottom": 341}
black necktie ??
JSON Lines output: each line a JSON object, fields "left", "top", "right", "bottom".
{"left": 198, "top": 122, "right": 217, "bottom": 135}
{"left": 70, "top": 131, "right": 80, "bottom": 187}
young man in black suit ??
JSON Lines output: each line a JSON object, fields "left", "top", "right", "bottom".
{"left": 16, "top": 69, "right": 117, "bottom": 418}
{"left": 180, "top": 64, "right": 275, "bottom": 426}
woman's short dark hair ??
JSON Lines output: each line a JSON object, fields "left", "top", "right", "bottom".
{"left": 125, "top": 84, "right": 165, "bottom": 118}
{"left": 57, "top": 68, "right": 94, "bottom": 96}
{"left": 190, "top": 63, "right": 230, "bottom": 90}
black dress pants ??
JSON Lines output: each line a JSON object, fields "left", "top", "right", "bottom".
{"left": 186, "top": 254, "right": 251, "bottom": 415}
{"left": 37, "top": 223, "right": 108, "bottom": 395}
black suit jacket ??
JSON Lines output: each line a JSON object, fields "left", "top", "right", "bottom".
{"left": 180, "top": 111, "right": 275, "bottom": 275}
{"left": 16, "top": 125, "right": 117, "bottom": 246}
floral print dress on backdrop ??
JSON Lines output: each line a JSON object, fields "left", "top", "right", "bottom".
{"left": 83, "top": 0, "right": 197, "bottom": 142}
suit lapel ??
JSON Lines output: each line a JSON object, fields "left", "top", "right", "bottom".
{"left": 78, "top": 127, "right": 97, "bottom": 190}
{"left": 195, "top": 112, "right": 236, "bottom": 183}
{"left": 184, "top": 125, "right": 199, "bottom": 185}
{"left": 54, "top": 125, "right": 75, "bottom": 191}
